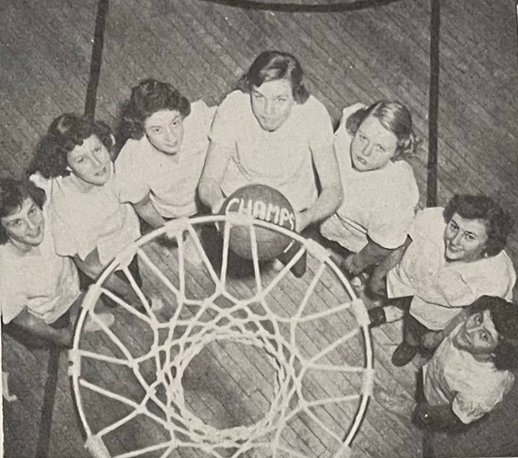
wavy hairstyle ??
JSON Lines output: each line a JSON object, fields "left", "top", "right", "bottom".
{"left": 0, "top": 178, "right": 46, "bottom": 244}
{"left": 346, "top": 100, "right": 419, "bottom": 160}
{"left": 469, "top": 296, "right": 518, "bottom": 370}
{"left": 236, "top": 50, "right": 309, "bottom": 104}
{"left": 443, "top": 194, "right": 514, "bottom": 257}
{"left": 30, "top": 114, "right": 115, "bottom": 179}
{"left": 117, "top": 79, "right": 191, "bottom": 145}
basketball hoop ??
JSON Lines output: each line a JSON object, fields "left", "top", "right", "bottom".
{"left": 69, "top": 214, "right": 374, "bottom": 458}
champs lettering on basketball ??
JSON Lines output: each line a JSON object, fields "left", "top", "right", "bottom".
{"left": 225, "top": 197, "right": 295, "bottom": 230}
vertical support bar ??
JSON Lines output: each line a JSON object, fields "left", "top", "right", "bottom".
{"left": 84, "top": 0, "right": 110, "bottom": 118}
{"left": 427, "top": 0, "right": 441, "bottom": 207}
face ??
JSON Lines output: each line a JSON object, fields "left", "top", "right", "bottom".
{"left": 1, "top": 198, "right": 45, "bottom": 250}
{"left": 144, "top": 110, "right": 184, "bottom": 155}
{"left": 250, "top": 79, "right": 295, "bottom": 132}
{"left": 453, "top": 309, "right": 499, "bottom": 357}
{"left": 444, "top": 213, "right": 489, "bottom": 262}
{"left": 67, "top": 135, "right": 111, "bottom": 186}
{"left": 350, "top": 116, "right": 399, "bottom": 172}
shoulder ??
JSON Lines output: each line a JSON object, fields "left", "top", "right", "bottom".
{"left": 415, "top": 207, "right": 444, "bottom": 225}
{"left": 218, "top": 90, "right": 249, "bottom": 111}
{"left": 299, "top": 95, "right": 331, "bottom": 118}
{"left": 185, "top": 100, "right": 216, "bottom": 128}
{"left": 389, "top": 162, "right": 419, "bottom": 199}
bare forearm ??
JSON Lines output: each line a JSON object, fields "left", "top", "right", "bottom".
{"left": 346, "top": 239, "right": 394, "bottom": 274}
{"left": 134, "top": 197, "right": 166, "bottom": 229}
{"left": 198, "top": 178, "right": 225, "bottom": 211}
{"left": 305, "top": 183, "right": 343, "bottom": 226}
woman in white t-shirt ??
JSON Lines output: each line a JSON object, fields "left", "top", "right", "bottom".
{"left": 0, "top": 178, "right": 113, "bottom": 348}
{"left": 199, "top": 50, "right": 343, "bottom": 234}
{"left": 30, "top": 114, "right": 141, "bottom": 299}
{"left": 377, "top": 296, "right": 518, "bottom": 430}
{"left": 320, "top": 100, "right": 419, "bottom": 277}
{"left": 116, "top": 79, "right": 215, "bottom": 225}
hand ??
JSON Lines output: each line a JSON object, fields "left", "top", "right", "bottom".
{"left": 341, "top": 254, "right": 361, "bottom": 276}
{"left": 421, "top": 330, "right": 444, "bottom": 350}
{"left": 212, "top": 198, "right": 226, "bottom": 215}
{"left": 295, "top": 211, "right": 311, "bottom": 233}
{"left": 368, "top": 271, "right": 387, "bottom": 297}
{"left": 54, "top": 327, "right": 73, "bottom": 348}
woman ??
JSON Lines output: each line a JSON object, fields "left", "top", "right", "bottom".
{"left": 320, "top": 101, "right": 419, "bottom": 277}
{"left": 377, "top": 296, "right": 518, "bottom": 430}
{"left": 198, "top": 50, "right": 343, "bottom": 235}
{"left": 369, "top": 194, "right": 516, "bottom": 366}
{"left": 30, "top": 114, "right": 142, "bottom": 299}
{"left": 116, "top": 78, "right": 215, "bottom": 227}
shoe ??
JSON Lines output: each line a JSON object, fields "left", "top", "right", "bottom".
{"left": 84, "top": 312, "right": 115, "bottom": 333}
{"left": 368, "top": 307, "right": 387, "bottom": 327}
{"left": 391, "top": 342, "right": 417, "bottom": 367}
{"left": 291, "top": 252, "right": 307, "bottom": 278}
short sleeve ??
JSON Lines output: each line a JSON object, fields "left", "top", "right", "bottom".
{"left": 114, "top": 140, "right": 151, "bottom": 204}
{"left": 49, "top": 200, "right": 79, "bottom": 258}
{"left": 209, "top": 91, "right": 243, "bottom": 146}
{"left": 306, "top": 97, "right": 334, "bottom": 151}
{"left": 368, "top": 167, "right": 419, "bottom": 249}
{"left": 408, "top": 207, "right": 439, "bottom": 242}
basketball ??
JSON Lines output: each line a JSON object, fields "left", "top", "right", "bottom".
{"left": 220, "top": 184, "right": 296, "bottom": 261}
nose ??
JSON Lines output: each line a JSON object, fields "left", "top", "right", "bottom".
{"left": 264, "top": 100, "right": 275, "bottom": 116}
{"left": 92, "top": 152, "right": 103, "bottom": 167}
{"left": 362, "top": 142, "right": 372, "bottom": 156}
{"left": 164, "top": 127, "right": 176, "bottom": 144}
{"left": 450, "top": 231, "right": 463, "bottom": 247}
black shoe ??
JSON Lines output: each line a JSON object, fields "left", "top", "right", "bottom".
{"left": 391, "top": 342, "right": 417, "bottom": 367}
{"left": 291, "top": 252, "right": 307, "bottom": 278}
{"left": 368, "top": 307, "right": 387, "bottom": 328}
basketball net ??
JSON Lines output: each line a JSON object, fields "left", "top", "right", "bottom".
{"left": 69, "top": 214, "right": 374, "bottom": 458}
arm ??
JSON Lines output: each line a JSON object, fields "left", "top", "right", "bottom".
{"left": 133, "top": 194, "right": 166, "bottom": 229}
{"left": 342, "top": 237, "right": 395, "bottom": 276}
{"left": 368, "top": 236, "right": 412, "bottom": 295}
{"left": 413, "top": 402, "right": 470, "bottom": 432}
{"left": 74, "top": 250, "right": 134, "bottom": 300}
{"left": 299, "top": 143, "right": 343, "bottom": 231}
{"left": 198, "top": 141, "right": 233, "bottom": 212}
{"left": 11, "top": 308, "right": 72, "bottom": 348}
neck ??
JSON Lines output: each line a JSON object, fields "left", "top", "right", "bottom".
{"left": 9, "top": 238, "right": 37, "bottom": 254}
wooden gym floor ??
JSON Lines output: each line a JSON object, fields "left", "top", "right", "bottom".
{"left": 1, "top": 0, "right": 518, "bottom": 457}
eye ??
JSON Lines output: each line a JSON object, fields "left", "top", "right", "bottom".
{"left": 465, "top": 233, "right": 475, "bottom": 241}
{"left": 28, "top": 206, "right": 37, "bottom": 216}
{"left": 76, "top": 157, "right": 85, "bottom": 164}
{"left": 8, "top": 219, "right": 22, "bottom": 228}
{"left": 171, "top": 119, "right": 182, "bottom": 127}
{"left": 357, "top": 133, "right": 367, "bottom": 142}
{"left": 449, "top": 221, "right": 458, "bottom": 231}
{"left": 277, "top": 97, "right": 288, "bottom": 102}
{"left": 252, "top": 92, "right": 263, "bottom": 100}
{"left": 151, "top": 127, "right": 162, "bottom": 134}
{"left": 373, "top": 145, "right": 385, "bottom": 155}
{"left": 480, "top": 331, "right": 489, "bottom": 342}
{"left": 474, "top": 314, "right": 482, "bottom": 324}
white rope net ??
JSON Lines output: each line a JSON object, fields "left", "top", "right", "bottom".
{"left": 70, "top": 214, "right": 374, "bottom": 458}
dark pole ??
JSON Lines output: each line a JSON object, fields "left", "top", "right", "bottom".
{"left": 84, "top": 0, "right": 109, "bottom": 118}
{"left": 427, "top": 0, "right": 441, "bottom": 207}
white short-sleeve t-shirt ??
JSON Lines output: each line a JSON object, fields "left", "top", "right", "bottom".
{"left": 423, "top": 323, "right": 515, "bottom": 424}
{"left": 387, "top": 207, "right": 516, "bottom": 330}
{"left": 0, "top": 209, "right": 80, "bottom": 325}
{"left": 320, "top": 105, "right": 419, "bottom": 252}
{"left": 210, "top": 90, "right": 334, "bottom": 212}
{"left": 48, "top": 164, "right": 141, "bottom": 267}
{"left": 116, "top": 101, "right": 216, "bottom": 218}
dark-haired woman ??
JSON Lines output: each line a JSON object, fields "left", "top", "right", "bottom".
{"left": 199, "top": 50, "right": 342, "bottom": 234}
{"left": 369, "top": 194, "right": 516, "bottom": 366}
{"left": 115, "top": 79, "right": 215, "bottom": 229}
{"left": 320, "top": 101, "right": 419, "bottom": 276}
{"left": 30, "top": 114, "right": 141, "bottom": 295}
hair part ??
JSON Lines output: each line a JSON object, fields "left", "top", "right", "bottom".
{"left": 345, "top": 100, "right": 420, "bottom": 160}
{"left": 0, "top": 178, "right": 46, "bottom": 244}
{"left": 116, "top": 79, "right": 191, "bottom": 145}
{"left": 469, "top": 296, "right": 518, "bottom": 370}
{"left": 443, "top": 194, "right": 514, "bottom": 257}
{"left": 30, "top": 114, "right": 115, "bottom": 179}
{"left": 236, "top": 50, "right": 310, "bottom": 104}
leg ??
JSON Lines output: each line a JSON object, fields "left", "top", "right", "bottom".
{"left": 392, "top": 311, "right": 429, "bottom": 367}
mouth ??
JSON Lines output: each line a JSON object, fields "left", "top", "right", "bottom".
{"left": 94, "top": 165, "right": 108, "bottom": 177}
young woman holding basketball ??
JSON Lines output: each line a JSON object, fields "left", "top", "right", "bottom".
{"left": 30, "top": 114, "right": 142, "bottom": 297}
{"left": 320, "top": 100, "right": 419, "bottom": 277}
{"left": 198, "top": 50, "right": 343, "bottom": 234}
{"left": 115, "top": 79, "right": 215, "bottom": 228}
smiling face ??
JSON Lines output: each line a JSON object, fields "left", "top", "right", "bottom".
{"left": 1, "top": 197, "right": 45, "bottom": 251}
{"left": 453, "top": 309, "right": 499, "bottom": 358}
{"left": 350, "top": 115, "right": 399, "bottom": 172}
{"left": 444, "top": 213, "right": 489, "bottom": 262}
{"left": 250, "top": 79, "right": 295, "bottom": 132}
{"left": 144, "top": 109, "right": 184, "bottom": 155}
{"left": 67, "top": 135, "right": 111, "bottom": 186}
